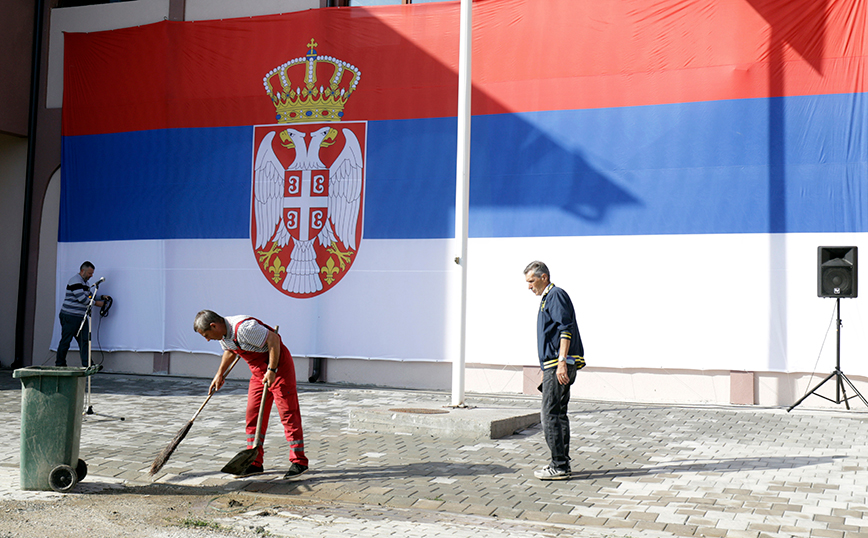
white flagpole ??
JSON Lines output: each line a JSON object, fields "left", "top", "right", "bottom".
{"left": 452, "top": 0, "right": 472, "bottom": 407}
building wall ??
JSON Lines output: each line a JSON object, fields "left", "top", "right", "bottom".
{"left": 0, "top": 134, "right": 27, "bottom": 365}
{"left": 46, "top": 0, "right": 173, "bottom": 109}
{"left": 0, "top": 0, "right": 35, "bottom": 369}
{"left": 0, "top": 0, "right": 33, "bottom": 137}
{"left": 32, "top": 168, "right": 60, "bottom": 367}
{"left": 33, "top": 2, "right": 330, "bottom": 369}
{"left": 47, "top": 0, "right": 325, "bottom": 108}
{"left": 185, "top": 0, "right": 328, "bottom": 21}
{"left": 30, "top": 0, "right": 868, "bottom": 411}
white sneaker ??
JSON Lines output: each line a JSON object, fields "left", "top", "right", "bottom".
{"left": 534, "top": 466, "right": 571, "bottom": 480}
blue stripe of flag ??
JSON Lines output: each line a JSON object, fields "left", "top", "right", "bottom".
{"left": 59, "top": 93, "right": 868, "bottom": 243}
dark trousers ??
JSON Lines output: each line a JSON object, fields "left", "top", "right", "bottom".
{"left": 56, "top": 312, "right": 89, "bottom": 367}
{"left": 540, "top": 363, "right": 577, "bottom": 471}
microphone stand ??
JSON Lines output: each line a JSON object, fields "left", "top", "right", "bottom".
{"left": 76, "top": 279, "right": 124, "bottom": 421}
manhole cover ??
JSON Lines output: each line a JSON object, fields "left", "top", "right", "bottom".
{"left": 389, "top": 408, "right": 449, "bottom": 414}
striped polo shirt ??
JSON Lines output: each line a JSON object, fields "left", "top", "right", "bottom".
{"left": 60, "top": 273, "right": 92, "bottom": 318}
{"left": 220, "top": 315, "right": 269, "bottom": 353}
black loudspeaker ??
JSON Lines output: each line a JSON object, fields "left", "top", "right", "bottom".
{"left": 818, "top": 246, "right": 858, "bottom": 298}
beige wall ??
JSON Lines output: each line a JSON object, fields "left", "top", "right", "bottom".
{"left": 31, "top": 0, "right": 867, "bottom": 410}
{"left": 32, "top": 169, "right": 60, "bottom": 366}
{"left": 47, "top": 0, "right": 323, "bottom": 109}
{"left": 0, "top": 0, "right": 33, "bottom": 137}
{"left": 34, "top": 0, "right": 336, "bottom": 365}
{"left": 0, "top": 134, "right": 27, "bottom": 366}
{"left": 185, "top": 0, "right": 325, "bottom": 21}
{"left": 47, "top": 0, "right": 173, "bottom": 109}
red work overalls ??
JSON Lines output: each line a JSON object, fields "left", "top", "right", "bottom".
{"left": 232, "top": 318, "right": 308, "bottom": 468}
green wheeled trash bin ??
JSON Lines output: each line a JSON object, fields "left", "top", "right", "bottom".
{"left": 12, "top": 365, "right": 101, "bottom": 492}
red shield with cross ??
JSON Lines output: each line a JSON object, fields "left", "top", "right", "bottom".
{"left": 250, "top": 121, "right": 366, "bottom": 298}
{"left": 284, "top": 167, "right": 329, "bottom": 243}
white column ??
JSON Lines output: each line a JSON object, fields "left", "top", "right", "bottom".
{"left": 452, "top": 0, "right": 472, "bottom": 407}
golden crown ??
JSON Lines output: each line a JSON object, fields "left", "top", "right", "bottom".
{"left": 263, "top": 39, "right": 361, "bottom": 124}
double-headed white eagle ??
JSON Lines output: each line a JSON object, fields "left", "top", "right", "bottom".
{"left": 253, "top": 126, "right": 363, "bottom": 294}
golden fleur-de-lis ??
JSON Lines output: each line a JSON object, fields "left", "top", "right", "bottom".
{"left": 320, "top": 257, "right": 339, "bottom": 284}
{"left": 257, "top": 243, "right": 282, "bottom": 269}
{"left": 326, "top": 242, "right": 354, "bottom": 270}
{"left": 268, "top": 256, "right": 286, "bottom": 283}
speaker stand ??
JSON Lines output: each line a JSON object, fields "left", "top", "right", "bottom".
{"left": 788, "top": 298, "right": 868, "bottom": 412}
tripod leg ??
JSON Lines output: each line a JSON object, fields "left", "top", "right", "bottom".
{"left": 85, "top": 312, "right": 92, "bottom": 412}
{"left": 837, "top": 371, "right": 850, "bottom": 410}
{"left": 787, "top": 370, "right": 836, "bottom": 412}
{"left": 838, "top": 371, "right": 868, "bottom": 408}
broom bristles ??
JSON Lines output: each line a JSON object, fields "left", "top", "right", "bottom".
{"left": 149, "top": 420, "right": 193, "bottom": 475}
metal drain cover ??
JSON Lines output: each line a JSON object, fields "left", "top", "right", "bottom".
{"left": 388, "top": 408, "right": 449, "bottom": 414}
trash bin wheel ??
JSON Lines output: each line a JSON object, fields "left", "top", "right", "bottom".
{"left": 48, "top": 464, "right": 78, "bottom": 493}
{"left": 75, "top": 459, "right": 88, "bottom": 482}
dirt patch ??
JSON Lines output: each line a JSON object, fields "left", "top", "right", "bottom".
{"left": 0, "top": 484, "right": 271, "bottom": 538}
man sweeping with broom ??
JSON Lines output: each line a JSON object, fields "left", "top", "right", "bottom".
{"left": 194, "top": 310, "right": 309, "bottom": 478}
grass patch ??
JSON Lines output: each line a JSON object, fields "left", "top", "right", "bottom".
{"left": 179, "top": 518, "right": 223, "bottom": 530}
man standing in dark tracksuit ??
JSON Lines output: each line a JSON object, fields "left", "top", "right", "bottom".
{"left": 524, "top": 261, "right": 585, "bottom": 480}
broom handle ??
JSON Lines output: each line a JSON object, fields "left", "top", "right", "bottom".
{"left": 252, "top": 379, "right": 269, "bottom": 448}
{"left": 189, "top": 354, "right": 241, "bottom": 422}
{"left": 251, "top": 324, "right": 278, "bottom": 447}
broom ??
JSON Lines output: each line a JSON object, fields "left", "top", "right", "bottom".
{"left": 148, "top": 355, "right": 241, "bottom": 475}
{"left": 148, "top": 324, "right": 280, "bottom": 476}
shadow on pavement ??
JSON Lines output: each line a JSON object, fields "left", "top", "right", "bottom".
{"left": 572, "top": 454, "right": 846, "bottom": 480}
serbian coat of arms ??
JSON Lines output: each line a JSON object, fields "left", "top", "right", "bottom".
{"left": 251, "top": 40, "right": 366, "bottom": 298}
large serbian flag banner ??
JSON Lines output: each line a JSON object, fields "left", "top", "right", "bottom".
{"left": 58, "top": 0, "right": 868, "bottom": 375}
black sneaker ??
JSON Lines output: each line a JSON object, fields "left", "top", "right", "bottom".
{"left": 235, "top": 464, "right": 263, "bottom": 477}
{"left": 283, "top": 463, "right": 308, "bottom": 479}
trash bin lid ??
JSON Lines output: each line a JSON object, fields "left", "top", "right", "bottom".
{"left": 13, "top": 365, "right": 102, "bottom": 379}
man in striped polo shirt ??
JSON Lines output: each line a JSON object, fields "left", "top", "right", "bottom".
{"left": 524, "top": 261, "right": 585, "bottom": 480}
{"left": 56, "top": 261, "right": 106, "bottom": 367}
{"left": 195, "top": 310, "right": 308, "bottom": 479}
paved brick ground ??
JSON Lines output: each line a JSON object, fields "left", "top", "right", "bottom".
{"left": 3, "top": 370, "right": 868, "bottom": 537}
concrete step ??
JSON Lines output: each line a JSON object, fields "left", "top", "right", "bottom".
{"left": 349, "top": 406, "right": 540, "bottom": 440}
